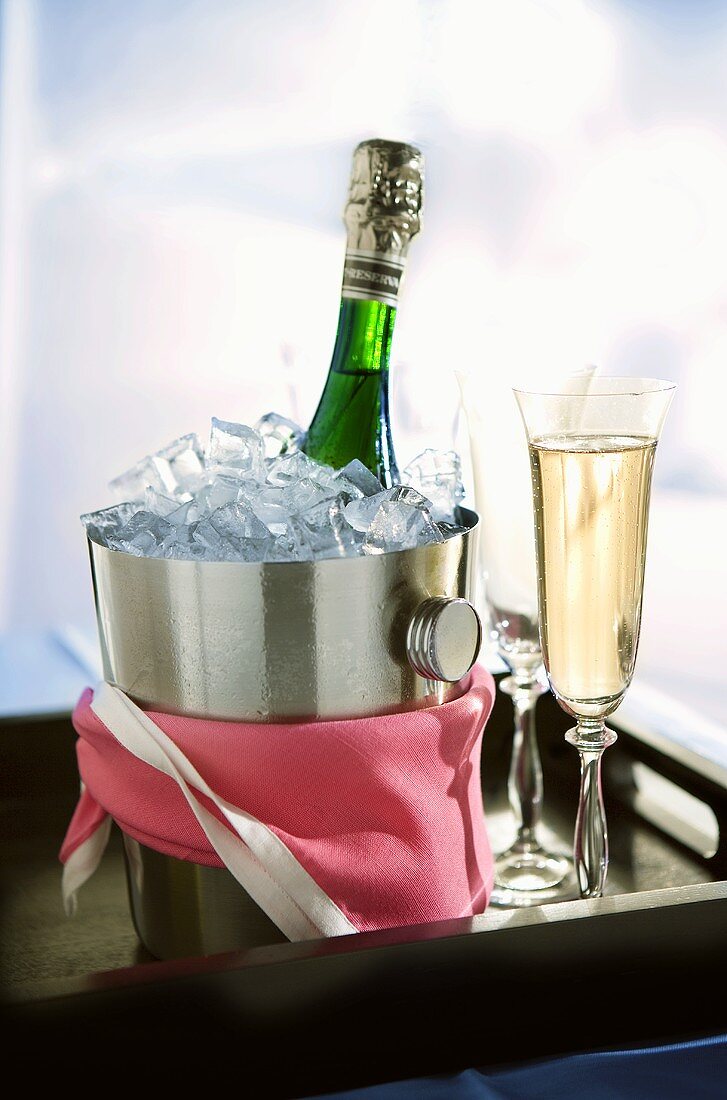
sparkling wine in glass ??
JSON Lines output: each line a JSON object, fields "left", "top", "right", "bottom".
{"left": 514, "top": 379, "right": 675, "bottom": 899}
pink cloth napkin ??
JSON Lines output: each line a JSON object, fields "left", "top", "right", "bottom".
{"left": 60, "top": 666, "right": 496, "bottom": 936}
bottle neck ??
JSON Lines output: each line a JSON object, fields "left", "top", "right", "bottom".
{"left": 329, "top": 297, "right": 396, "bottom": 376}
{"left": 302, "top": 245, "right": 406, "bottom": 484}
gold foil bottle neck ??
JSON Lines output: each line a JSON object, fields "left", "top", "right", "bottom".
{"left": 343, "top": 138, "right": 424, "bottom": 257}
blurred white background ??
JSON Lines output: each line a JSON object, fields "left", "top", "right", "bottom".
{"left": 0, "top": 0, "right": 725, "bottom": 726}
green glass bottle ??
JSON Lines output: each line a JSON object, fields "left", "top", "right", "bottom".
{"left": 304, "top": 139, "right": 424, "bottom": 488}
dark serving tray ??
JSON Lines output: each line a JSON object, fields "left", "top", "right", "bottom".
{"left": 2, "top": 677, "right": 727, "bottom": 1092}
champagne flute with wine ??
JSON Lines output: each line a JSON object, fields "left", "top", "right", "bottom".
{"left": 514, "top": 377, "right": 675, "bottom": 899}
{"left": 458, "top": 368, "right": 581, "bottom": 906}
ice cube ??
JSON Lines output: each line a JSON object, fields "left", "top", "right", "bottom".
{"left": 165, "top": 499, "right": 199, "bottom": 527}
{"left": 205, "top": 502, "right": 270, "bottom": 542}
{"left": 250, "top": 500, "right": 291, "bottom": 536}
{"left": 402, "top": 449, "right": 465, "bottom": 523}
{"left": 191, "top": 502, "right": 271, "bottom": 561}
{"left": 333, "top": 460, "right": 383, "bottom": 497}
{"left": 158, "top": 521, "right": 207, "bottom": 559}
{"left": 343, "top": 486, "right": 430, "bottom": 533}
{"left": 208, "top": 418, "right": 265, "bottom": 481}
{"left": 437, "top": 521, "right": 468, "bottom": 540}
{"left": 236, "top": 480, "right": 289, "bottom": 531}
{"left": 195, "top": 474, "right": 247, "bottom": 515}
{"left": 150, "top": 433, "right": 206, "bottom": 495}
{"left": 266, "top": 451, "right": 333, "bottom": 487}
{"left": 251, "top": 485, "right": 287, "bottom": 508}
{"left": 323, "top": 475, "right": 362, "bottom": 504}
{"left": 107, "top": 511, "right": 175, "bottom": 557}
{"left": 109, "top": 457, "right": 161, "bottom": 503}
{"left": 81, "top": 502, "right": 138, "bottom": 545}
{"left": 388, "top": 485, "right": 432, "bottom": 507}
{"left": 254, "top": 412, "right": 304, "bottom": 459}
{"left": 144, "top": 486, "right": 188, "bottom": 517}
{"left": 189, "top": 521, "right": 235, "bottom": 560}
{"left": 263, "top": 526, "right": 314, "bottom": 562}
{"left": 169, "top": 517, "right": 234, "bottom": 560}
{"left": 238, "top": 471, "right": 340, "bottom": 525}
{"left": 263, "top": 541, "right": 299, "bottom": 563}
{"left": 101, "top": 421, "right": 462, "bottom": 562}
{"left": 292, "top": 497, "right": 361, "bottom": 559}
{"left": 362, "top": 501, "right": 444, "bottom": 555}
{"left": 186, "top": 517, "right": 230, "bottom": 560}
{"left": 278, "top": 477, "right": 336, "bottom": 514}
{"left": 343, "top": 492, "right": 388, "bottom": 533}
{"left": 165, "top": 540, "right": 209, "bottom": 561}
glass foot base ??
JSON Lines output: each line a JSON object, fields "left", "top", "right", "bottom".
{"left": 489, "top": 845, "right": 578, "bottom": 908}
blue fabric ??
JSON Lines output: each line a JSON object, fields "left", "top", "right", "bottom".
{"left": 321, "top": 1032, "right": 727, "bottom": 1099}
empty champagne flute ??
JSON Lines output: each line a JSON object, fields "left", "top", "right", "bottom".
{"left": 514, "top": 378, "right": 675, "bottom": 899}
{"left": 458, "top": 370, "right": 576, "bottom": 907}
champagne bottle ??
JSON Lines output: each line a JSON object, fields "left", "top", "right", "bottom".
{"left": 303, "top": 139, "right": 424, "bottom": 487}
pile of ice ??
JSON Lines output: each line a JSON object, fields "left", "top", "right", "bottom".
{"left": 81, "top": 414, "right": 466, "bottom": 562}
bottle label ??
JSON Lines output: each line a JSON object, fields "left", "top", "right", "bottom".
{"left": 342, "top": 249, "right": 405, "bottom": 309}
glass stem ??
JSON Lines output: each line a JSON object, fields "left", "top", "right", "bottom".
{"left": 500, "top": 675, "right": 548, "bottom": 850}
{"left": 565, "top": 723, "right": 618, "bottom": 899}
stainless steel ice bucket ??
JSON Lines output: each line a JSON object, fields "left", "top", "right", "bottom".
{"left": 89, "top": 508, "right": 481, "bottom": 722}
{"left": 88, "top": 509, "right": 482, "bottom": 958}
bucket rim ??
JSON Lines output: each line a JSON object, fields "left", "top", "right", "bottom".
{"left": 86, "top": 507, "right": 479, "bottom": 570}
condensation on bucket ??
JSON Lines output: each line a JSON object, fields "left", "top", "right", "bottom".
{"left": 89, "top": 508, "right": 481, "bottom": 721}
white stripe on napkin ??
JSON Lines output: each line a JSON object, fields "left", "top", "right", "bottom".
{"left": 62, "top": 789, "right": 112, "bottom": 917}
{"left": 89, "top": 682, "right": 357, "bottom": 941}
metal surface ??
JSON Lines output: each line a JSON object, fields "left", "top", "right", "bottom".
{"left": 406, "top": 596, "right": 481, "bottom": 682}
{"left": 344, "top": 138, "right": 423, "bottom": 256}
{"left": 122, "top": 836, "right": 286, "bottom": 959}
{"left": 89, "top": 508, "right": 479, "bottom": 721}
{"left": 121, "top": 591, "right": 483, "bottom": 961}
